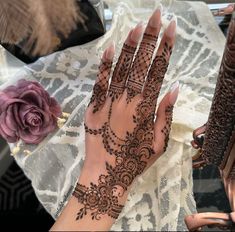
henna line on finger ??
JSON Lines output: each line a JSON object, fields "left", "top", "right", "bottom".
{"left": 108, "top": 44, "right": 136, "bottom": 101}
{"left": 89, "top": 61, "right": 112, "bottom": 113}
{"left": 126, "top": 33, "right": 159, "bottom": 102}
{"left": 161, "top": 105, "right": 173, "bottom": 152}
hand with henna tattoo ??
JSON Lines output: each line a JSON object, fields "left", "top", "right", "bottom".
{"left": 51, "top": 8, "right": 179, "bottom": 231}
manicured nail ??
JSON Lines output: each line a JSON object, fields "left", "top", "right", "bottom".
{"left": 169, "top": 81, "right": 179, "bottom": 105}
{"left": 131, "top": 22, "right": 145, "bottom": 43}
{"left": 105, "top": 41, "right": 115, "bottom": 60}
{"left": 149, "top": 5, "right": 162, "bottom": 28}
{"left": 166, "top": 16, "right": 177, "bottom": 38}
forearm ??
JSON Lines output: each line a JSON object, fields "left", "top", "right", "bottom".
{"left": 50, "top": 159, "right": 130, "bottom": 231}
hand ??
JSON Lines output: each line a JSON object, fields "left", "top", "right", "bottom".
{"left": 50, "top": 8, "right": 179, "bottom": 232}
{"left": 74, "top": 10, "right": 178, "bottom": 221}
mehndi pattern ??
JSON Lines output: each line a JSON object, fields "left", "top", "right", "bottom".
{"left": 73, "top": 40, "right": 173, "bottom": 220}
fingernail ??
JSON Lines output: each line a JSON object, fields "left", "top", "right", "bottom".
{"left": 131, "top": 22, "right": 145, "bottom": 43}
{"left": 166, "top": 16, "right": 177, "bottom": 38}
{"left": 149, "top": 5, "right": 162, "bottom": 28}
{"left": 105, "top": 41, "right": 115, "bottom": 60}
{"left": 169, "top": 81, "right": 179, "bottom": 105}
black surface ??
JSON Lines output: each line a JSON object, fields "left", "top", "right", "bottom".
{"left": 0, "top": 161, "right": 55, "bottom": 231}
{"left": 193, "top": 165, "right": 231, "bottom": 213}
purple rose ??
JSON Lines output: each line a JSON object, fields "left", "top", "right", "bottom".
{"left": 0, "top": 79, "right": 62, "bottom": 144}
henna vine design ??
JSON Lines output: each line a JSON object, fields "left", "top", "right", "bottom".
{"left": 161, "top": 105, "right": 173, "bottom": 152}
{"left": 73, "top": 41, "right": 173, "bottom": 220}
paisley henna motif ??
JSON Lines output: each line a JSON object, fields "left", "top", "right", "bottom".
{"left": 73, "top": 38, "right": 173, "bottom": 220}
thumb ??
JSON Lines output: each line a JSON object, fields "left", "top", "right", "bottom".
{"left": 153, "top": 81, "right": 179, "bottom": 156}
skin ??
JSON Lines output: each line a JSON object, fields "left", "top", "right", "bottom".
{"left": 51, "top": 8, "right": 178, "bottom": 231}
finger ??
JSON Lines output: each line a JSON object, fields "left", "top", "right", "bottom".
{"left": 108, "top": 23, "right": 144, "bottom": 101}
{"left": 143, "top": 18, "right": 177, "bottom": 111}
{"left": 126, "top": 7, "right": 162, "bottom": 101}
{"left": 89, "top": 43, "right": 115, "bottom": 113}
{"left": 153, "top": 81, "right": 179, "bottom": 156}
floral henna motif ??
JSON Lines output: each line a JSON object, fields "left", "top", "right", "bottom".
{"left": 89, "top": 61, "right": 112, "bottom": 113}
{"left": 73, "top": 181, "right": 123, "bottom": 220}
{"left": 75, "top": 101, "right": 155, "bottom": 220}
{"left": 73, "top": 41, "right": 173, "bottom": 221}
{"left": 161, "top": 105, "right": 173, "bottom": 152}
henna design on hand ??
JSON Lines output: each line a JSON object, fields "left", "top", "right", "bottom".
{"left": 89, "top": 61, "right": 112, "bottom": 113}
{"left": 143, "top": 42, "right": 172, "bottom": 106}
{"left": 108, "top": 44, "right": 136, "bottom": 101}
{"left": 73, "top": 181, "right": 123, "bottom": 220}
{"left": 161, "top": 105, "right": 173, "bottom": 152}
{"left": 126, "top": 33, "right": 158, "bottom": 102}
{"left": 73, "top": 20, "right": 176, "bottom": 221}
{"left": 201, "top": 15, "right": 235, "bottom": 170}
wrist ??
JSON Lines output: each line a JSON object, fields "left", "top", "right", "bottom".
{"left": 72, "top": 153, "right": 133, "bottom": 220}
{"left": 77, "top": 158, "right": 132, "bottom": 201}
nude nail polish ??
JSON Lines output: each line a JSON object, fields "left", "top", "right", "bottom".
{"left": 131, "top": 22, "right": 145, "bottom": 43}
{"left": 105, "top": 42, "right": 115, "bottom": 60}
{"left": 166, "top": 16, "right": 177, "bottom": 38}
{"left": 169, "top": 81, "right": 179, "bottom": 105}
{"left": 149, "top": 5, "right": 162, "bottom": 28}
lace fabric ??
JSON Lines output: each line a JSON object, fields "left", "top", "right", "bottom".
{"left": 2, "top": 0, "right": 225, "bottom": 230}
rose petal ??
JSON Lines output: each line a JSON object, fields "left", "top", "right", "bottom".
{"left": 25, "top": 112, "right": 42, "bottom": 127}
{"left": 19, "top": 104, "right": 41, "bottom": 122}
{"left": 3, "top": 85, "right": 19, "bottom": 98}
{"left": 20, "top": 90, "right": 43, "bottom": 107}
{"left": 0, "top": 92, "right": 25, "bottom": 113}
{"left": 13, "top": 103, "right": 25, "bottom": 129}
{"left": 17, "top": 80, "right": 50, "bottom": 102}
{"left": 29, "top": 118, "right": 56, "bottom": 136}
{"left": 19, "top": 129, "right": 45, "bottom": 144}
{"left": 49, "top": 97, "right": 62, "bottom": 117}
{"left": 40, "top": 110, "right": 50, "bottom": 125}
{"left": 0, "top": 123, "right": 18, "bottom": 143}
{"left": 0, "top": 112, "right": 17, "bottom": 138}
{"left": 5, "top": 105, "right": 18, "bottom": 131}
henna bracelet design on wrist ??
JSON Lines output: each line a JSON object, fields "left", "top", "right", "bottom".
{"left": 73, "top": 41, "right": 173, "bottom": 221}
